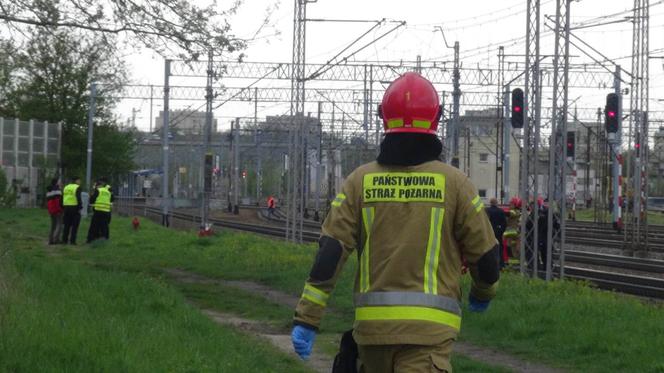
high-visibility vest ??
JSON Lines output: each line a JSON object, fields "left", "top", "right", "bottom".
{"left": 94, "top": 186, "right": 112, "bottom": 212}
{"left": 62, "top": 184, "right": 79, "bottom": 206}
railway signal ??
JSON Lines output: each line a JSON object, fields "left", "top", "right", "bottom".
{"left": 511, "top": 88, "right": 524, "bottom": 128}
{"left": 566, "top": 131, "right": 575, "bottom": 158}
{"left": 605, "top": 93, "right": 619, "bottom": 133}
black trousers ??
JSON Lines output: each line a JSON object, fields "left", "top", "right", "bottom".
{"left": 62, "top": 208, "right": 81, "bottom": 244}
{"left": 87, "top": 211, "right": 111, "bottom": 242}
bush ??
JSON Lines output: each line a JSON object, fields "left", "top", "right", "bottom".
{"left": 0, "top": 169, "right": 16, "bottom": 208}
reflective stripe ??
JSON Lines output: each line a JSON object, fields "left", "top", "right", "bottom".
{"left": 503, "top": 229, "right": 519, "bottom": 238}
{"left": 412, "top": 120, "right": 431, "bottom": 129}
{"left": 301, "top": 284, "right": 329, "bottom": 307}
{"left": 354, "top": 291, "right": 461, "bottom": 316}
{"left": 471, "top": 195, "right": 483, "bottom": 213}
{"left": 355, "top": 306, "right": 461, "bottom": 330}
{"left": 424, "top": 207, "right": 444, "bottom": 294}
{"left": 331, "top": 193, "right": 346, "bottom": 207}
{"left": 387, "top": 119, "right": 404, "bottom": 128}
{"left": 360, "top": 207, "right": 374, "bottom": 292}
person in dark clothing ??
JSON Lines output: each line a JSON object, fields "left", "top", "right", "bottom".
{"left": 537, "top": 203, "right": 560, "bottom": 271}
{"left": 87, "top": 177, "right": 114, "bottom": 243}
{"left": 46, "top": 178, "right": 64, "bottom": 245}
{"left": 62, "top": 176, "right": 82, "bottom": 245}
{"left": 485, "top": 198, "right": 507, "bottom": 267}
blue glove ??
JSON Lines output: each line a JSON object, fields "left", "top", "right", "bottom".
{"left": 468, "top": 294, "right": 491, "bottom": 313}
{"left": 291, "top": 325, "right": 317, "bottom": 360}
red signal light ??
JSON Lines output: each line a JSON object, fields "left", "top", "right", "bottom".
{"left": 608, "top": 111, "right": 616, "bottom": 118}
{"left": 635, "top": 143, "right": 640, "bottom": 149}
{"left": 514, "top": 106, "right": 522, "bottom": 113}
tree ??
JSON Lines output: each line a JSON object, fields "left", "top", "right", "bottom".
{"left": 1, "top": 25, "right": 135, "bottom": 180}
{"left": 0, "top": 0, "right": 246, "bottom": 60}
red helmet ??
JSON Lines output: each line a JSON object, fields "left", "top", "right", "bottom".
{"left": 509, "top": 197, "right": 522, "bottom": 209}
{"left": 379, "top": 72, "right": 441, "bottom": 135}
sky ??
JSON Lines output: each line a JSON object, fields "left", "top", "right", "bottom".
{"left": 116, "top": 0, "right": 664, "bottom": 133}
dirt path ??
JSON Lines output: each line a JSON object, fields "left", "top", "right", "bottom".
{"left": 163, "top": 268, "right": 301, "bottom": 309}
{"left": 454, "top": 342, "right": 564, "bottom": 373}
{"left": 164, "top": 268, "right": 332, "bottom": 373}
{"left": 201, "top": 309, "right": 332, "bottom": 373}
{"left": 165, "top": 268, "right": 565, "bottom": 373}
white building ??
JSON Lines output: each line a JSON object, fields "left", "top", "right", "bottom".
{"left": 456, "top": 109, "right": 521, "bottom": 202}
{"left": 154, "top": 110, "right": 218, "bottom": 134}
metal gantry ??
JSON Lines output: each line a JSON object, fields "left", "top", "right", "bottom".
{"left": 626, "top": 0, "right": 650, "bottom": 253}
{"left": 546, "top": 0, "right": 572, "bottom": 281}
{"left": 285, "top": 0, "right": 310, "bottom": 242}
{"left": 519, "top": 0, "right": 542, "bottom": 278}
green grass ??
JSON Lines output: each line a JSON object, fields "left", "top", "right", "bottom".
{"left": 171, "top": 281, "right": 295, "bottom": 329}
{"left": 0, "top": 212, "right": 312, "bottom": 373}
{"left": 575, "top": 208, "right": 664, "bottom": 225}
{"left": 452, "top": 356, "right": 513, "bottom": 373}
{"left": 4, "top": 209, "right": 664, "bottom": 372}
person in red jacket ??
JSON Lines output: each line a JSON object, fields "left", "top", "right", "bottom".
{"left": 267, "top": 195, "right": 276, "bottom": 217}
{"left": 46, "top": 178, "right": 64, "bottom": 245}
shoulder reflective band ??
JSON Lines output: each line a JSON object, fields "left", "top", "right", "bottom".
{"left": 301, "top": 284, "right": 330, "bottom": 307}
{"left": 331, "top": 193, "right": 346, "bottom": 207}
{"left": 355, "top": 306, "right": 461, "bottom": 331}
{"left": 363, "top": 173, "right": 445, "bottom": 203}
{"left": 471, "top": 196, "right": 483, "bottom": 213}
{"left": 354, "top": 291, "right": 461, "bottom": 316}
{"left": 424, "top": 207, "right": 444, "bottom": 294}
{"left": 360, "top": 207, "right": 374, "bottom": 293}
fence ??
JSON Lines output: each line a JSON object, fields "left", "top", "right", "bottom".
{"left": 0, "top": 118, "right": 62, "bottom": 207}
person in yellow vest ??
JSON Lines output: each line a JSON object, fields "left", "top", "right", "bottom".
{"left": 87, "top": 177, "right": 113, "bottom": 243}
{"left": 61, "top": 176, "right": 82, "bottom": 245}
{"left": 291, "top": 73, "right": 500, "bottom": 372}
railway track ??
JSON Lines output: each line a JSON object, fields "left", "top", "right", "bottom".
{"left": 119, "top": 205, "right": 664, "bottom": 300}
{"left": 562, "top": 250, "right": 664, "bottom": 274}
{"left": 116, "top": 198, "right": 664, "bottom": 250}
{"left": 560, "top": 266, "right": 664, "bottom": 299}
{"left": 263, "top": 212, "right": 664, "bottom": 251}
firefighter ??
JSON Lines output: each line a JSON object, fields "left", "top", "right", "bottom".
{"left": 291, "top": 72, "right": 500, "bottom": 372}
{"left": 61, "top": 176, "right": 82, "bottom": 245}
{"left": 87, "top": 177, "right": 113, "bottom": 243}
{"left": 503, "top": 196, "right": 522, "bottom": 266}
